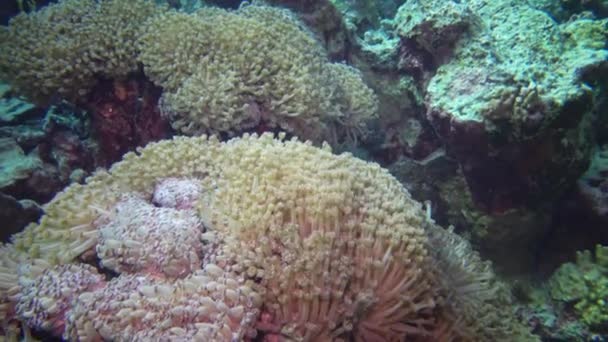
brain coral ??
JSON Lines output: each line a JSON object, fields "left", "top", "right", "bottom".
{"left": 0, "top": 0, "right": 162, "bottom": 105}
{"left": 138, "top": 4, "right": 378, "bottom": 143}
{"left": 0, "top": 133, "right": 533, "bottom": 341}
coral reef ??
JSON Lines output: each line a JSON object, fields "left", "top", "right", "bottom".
{"left": 0, "top": 85, "right": 97, "bottom": 235}
{"left": 548, "top": 245, "right": 608, "bottom": 331}
{"left": 528, "top": 0, "right": 608, "bottom": 21}
{"left": 425, "top": 223, "right": 536, "bottom": 340}
{"left": 64, "top": 265, "right": 260, "bottom": 341}
{"left": 0, "top": 133, "right": 533, "bottom": 341}
{"left": 0, "top": 137, "right": 42, "bottom": 190}
{"left": 0, "top": 121, "right": 90, "bottom": 201}
{"left": 0, "top": 194, "right": 41, "bottom": 243}
{"left": 15, "top": 263, "right": 105, "bottom": 336}
{"left": 410, "top": 0, "right": 606, "bottom": 212}
{"left": 324, "top": 0, "right": 607, "bottom": 276}
{"left": 264, "top": 0, "right": 353, "bottom": 60}
{"left": 96, "top": 193, "right": 203, "bottom": 278}
{"left": 393, "top": 0, "right": 470, "bottom": 79}
{"left": 3, "top": 0, "right": 607, "bottom": 339}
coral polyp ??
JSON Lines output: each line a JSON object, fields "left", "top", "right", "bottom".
{"left": 15, "top": 264, "right": 105, "bottom": 337}
{"left": 64, "top": 266, "right": 261, "bottom": 341}
{"left": 96, "top": 193, "right": 204, "bottom": 278}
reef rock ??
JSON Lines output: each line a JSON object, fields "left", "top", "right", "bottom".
{"left": 419, "top": 1, "right": 607, "bottom": 213}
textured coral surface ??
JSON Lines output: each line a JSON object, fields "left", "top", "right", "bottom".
{"left": 139, "top": 4, "right": 377, "bottom": 142}
{"left": 0, "top": 0, "right": 161, "bottom": 105}
{"left": 0, "top": 0, "right": 378, "bottom": 144}
{"left": 0, "top": 133, "right": 533, "bottom": 341}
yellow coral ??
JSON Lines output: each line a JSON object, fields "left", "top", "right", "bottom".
{"left": 1, "top": 1, "right": 377, "bottom": 142}
{"left": 327, "top": 62, "right": 379, "bottom": 142}
{"left": 198, "top": 133, "right": 434, "bottom": 340}
{"left": 0, "top": 0, "right": 163, "bottom": 105}
{"left": 0, "top": 133, "right": 533, "bottom": 340}
{"left": 1, "top": 132, "right": 432, "bottom": 339}
{"left": 139, "top": 4, "right": 377, "bottom": 143}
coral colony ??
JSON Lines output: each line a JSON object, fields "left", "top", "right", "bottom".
{"left": 0, "top": 133, "right": 533, "bottom": 340}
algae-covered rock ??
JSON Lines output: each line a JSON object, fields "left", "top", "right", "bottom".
{"left": 0, "top": 98, "right": 38, "bottom": 124}
{"left": 0, "top": 86, "right": 96, "bottom": 204}
{"left": 0, "top": 194, "right": 42, "bottom": 243}
{"left": 330, "top": 0, "right": 404, "bottom": 38}
{"left": 390, "top": 0, "right": 608, "bottom": 213}
{"left": 393, "top": 0, "right": 470, "bottom": 77}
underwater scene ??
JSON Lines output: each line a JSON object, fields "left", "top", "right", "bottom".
{"left": 0, "top": 0, "right": 606, "bottom": 341}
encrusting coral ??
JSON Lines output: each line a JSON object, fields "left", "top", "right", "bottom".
{"left": 0, "top": 0, "right": 378, "bottom": 144}
{"left": 0, "top": 132, "right": 534, "bottom": 341}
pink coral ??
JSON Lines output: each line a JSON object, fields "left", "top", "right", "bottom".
{"left": 15, "top": 264, "right": 105, "bottom": 336}
{"left": 65, "top": 265, "right": 261, "bottom": 341}
{"left": 152, "top": 177, "right": 203, "bottom": 210}
{"left": 96, "top": 194, "right": 204, "bottom": 278}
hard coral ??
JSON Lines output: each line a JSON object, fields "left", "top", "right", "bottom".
{"left": 0, "top": 0, "right": 163, "bottom": 105}
{"left": 15, "top": 263, "right": 105, "bottom": 336}
{"left": 0, "top": 133, "right": 533, "bottom": 341}
{"left": 96, "top": 193, "right": 203, "bottom": 278}
{"left": 138, "top": 4, "right": 378, "bottom": 143}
